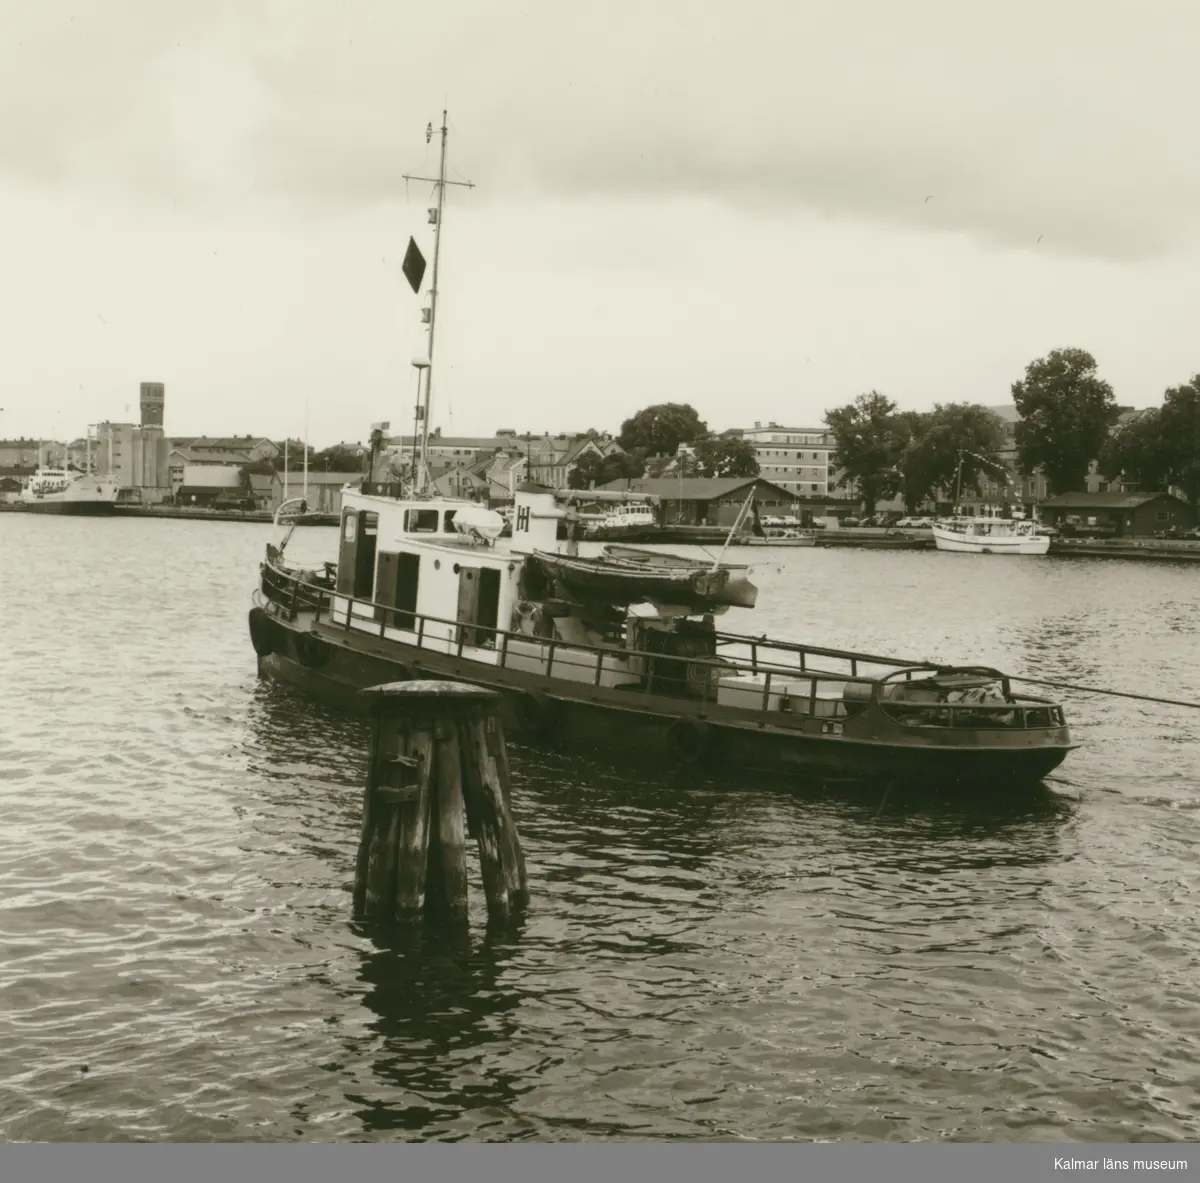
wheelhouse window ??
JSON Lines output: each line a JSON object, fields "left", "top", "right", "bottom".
{"left": 442, "top": 509, "right": 459, "bottom": 533}
{"left": 405, "top": 508, "right": 439, "bottom": 533}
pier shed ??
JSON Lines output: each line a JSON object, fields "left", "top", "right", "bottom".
{"left": 1039, "top": 492, "right": 1195, "bottom": 538}
{"left": 597, "top": 477, "right": 799, "bottom": 526}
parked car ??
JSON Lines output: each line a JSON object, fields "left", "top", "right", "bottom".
{"left": 896, "top": 516, "right": 937, "bottom": 528}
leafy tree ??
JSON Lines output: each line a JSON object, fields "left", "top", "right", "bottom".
{"left": 1011, "top": 348, "right": 1119, "bottom": 494}
{"left": 899, "top": 403, "right": 1007, "bottom": 509}
{"left": 823, "top": 391, "right": 908, "bottom": 513}
{"left": 643, "top": 451, "right": 684, "bottom": 478}
{"left": 617, "top": 403, "right": 708, "bottom": 458}
{"left": 692, "top": 433, "right": 760, "bottom": 478}
{"left": 1098, "top": 411, "right": 1170, "bottom": 493}
{"left": 1157, "top": 376, "right": 1200, "bottom": 506}
{"left": 567, "top": 449, "right": 646, "bottom": 490}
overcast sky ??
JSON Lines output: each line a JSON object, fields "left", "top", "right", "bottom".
{"left": 2, "top": 0, "right": 1198, "bottom": 447}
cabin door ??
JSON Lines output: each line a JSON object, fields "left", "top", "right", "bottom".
{"left": 455, "top": 566, "right": 501, "bottom": 648}
{"left": 335, "top": 511, "right": 358, "bottom": 596}
{"left": 374, "top": 552, "right": 419, "bottom": 629}
{"left": 336, "top": 511, "right": 379, "bottom": 600}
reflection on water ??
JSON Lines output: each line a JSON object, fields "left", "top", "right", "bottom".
{"left": 1, "top": 516, "right": 1199, "bottom": 1141}
{"left": 349, "top": 926, "right": 527, "bottom": 1139}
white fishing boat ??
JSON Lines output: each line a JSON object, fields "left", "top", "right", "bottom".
{"left": 932, "top": 506, "right": 1050, "bottom": 555}
{"left": 930, "top": 449, "right": 1049, "bottom": 555}
{"left": 583, "top": 501, "right": 659, "bottom": 538}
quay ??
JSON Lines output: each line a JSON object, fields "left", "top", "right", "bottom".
{"left": 816, "top": 527, "right": 934, "bottom": 550}
{"left": 110, "top": 505, "right": 338, "bottom": 526}
{"left": 1048, "top": 537, "right": 1200, "bottom": 562}
{"left": 0, "top": 502, "right": 336, "bottom": 526}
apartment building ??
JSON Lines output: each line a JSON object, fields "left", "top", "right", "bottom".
{"left": 739, "top": 423, "right": 846, "bottom": 498}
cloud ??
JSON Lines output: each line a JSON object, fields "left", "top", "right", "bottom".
{"left": 2, "top": 0, "right": 1199, "bottom": 258}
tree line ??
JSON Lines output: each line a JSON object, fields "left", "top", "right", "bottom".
{"left": 568, "top": 403, "right": 759, "bottom": 490}
{"left": 824, "top": 348, "right": 1200, "bottom": 512}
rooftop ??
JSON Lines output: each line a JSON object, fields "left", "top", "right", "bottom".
{"left": 1041, "top": 491, "right": 1184, "bottom": 508}
{"left": 598, "top": 476, "right": 795, "bottom": 499}
{"left": 171, "top": 447, "right": 257, "bottom": 465}
{"left": 281, "top": 471, "right": 362, "bottom": 486}
{"left": 170, "top": 436, "right": 275, "bottom": 451}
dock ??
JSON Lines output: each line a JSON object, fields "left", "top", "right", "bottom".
{"left": 110, "top": 505, "right": 338, "bottom": 526}
{"left": 0, "top": 503, "right": 336, "bottom": 526}
{"left": 1048, "top": 537, "right": 1200, "bottom": 562}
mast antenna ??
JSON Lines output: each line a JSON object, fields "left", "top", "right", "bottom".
{"left": 402, "top": 111, "right": 474, "bottom": 493}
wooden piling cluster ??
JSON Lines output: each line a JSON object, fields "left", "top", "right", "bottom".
{"left": 352, "top": 680, "right": 529, "bottom": 926}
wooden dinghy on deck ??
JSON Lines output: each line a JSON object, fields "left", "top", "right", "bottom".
{"left": 600, "top": 544, "right": 758, "bottom": 608}
{"left": 530, "top": 550, "right": 747, "bottom": 608}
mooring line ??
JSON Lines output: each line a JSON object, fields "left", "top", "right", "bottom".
{"left": 1008, "top": 676, "right": 1200, "bottom": 711}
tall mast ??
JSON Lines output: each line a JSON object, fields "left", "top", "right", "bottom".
{"left": 403, "top": 112, "right": 474, "bottom": 494}
{"left": 419, "top": 110, "right": 448, "bottom": 492}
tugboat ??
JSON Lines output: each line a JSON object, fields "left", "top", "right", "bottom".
{"left": 246, "top": 115, "right": 1076, "bottom": 787}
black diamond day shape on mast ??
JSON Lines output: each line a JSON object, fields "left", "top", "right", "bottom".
{"left": 402, "top": 237, "right": 427, "bottom": 294}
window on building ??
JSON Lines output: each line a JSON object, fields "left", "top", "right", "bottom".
{"left": 1155, "top": 511, "right": 1169, "bottom": 522}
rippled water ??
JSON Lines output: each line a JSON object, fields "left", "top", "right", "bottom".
{"left": 1, "top": 515, "right": 1198, "bottom": 1142}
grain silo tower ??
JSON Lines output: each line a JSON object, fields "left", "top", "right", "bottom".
{"left": 140, "top": 382, "right": 165, "bottom": 428}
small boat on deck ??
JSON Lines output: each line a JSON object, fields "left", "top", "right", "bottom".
{"left": 601, "top": 544, "right": 758, "bottom": 608}
{"left": 529, "top": 550, "right": 736, "bottom": 608}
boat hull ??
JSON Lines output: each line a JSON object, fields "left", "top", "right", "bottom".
{"left": 253, "top": 609, "right": 1073, "bottom": 789}
{"left": 15, "top": 499, "right": 117, "bottom": 515}
{"left": 816, "top": 533, "right": 933, "bottom": 549}
{"left": 932, "top": 526, "right": 1051, "bottom": 555}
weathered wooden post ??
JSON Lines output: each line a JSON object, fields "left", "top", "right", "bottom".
{"left": 352, "top": 680, "right": 529, "bottom": 926}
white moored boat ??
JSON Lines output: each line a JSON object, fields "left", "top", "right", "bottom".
{"left": 932, "top": 506, "right": 1050, "bottom": 555}
{"left": 20, "top": 465, "right": 120, "bottom": 515}
{"left": 583, "top": 501, "right": 659, "bottom": 538}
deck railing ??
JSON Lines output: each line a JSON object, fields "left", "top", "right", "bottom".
{"left": 257, "top": 559, "right": 1064, "bottom": 730}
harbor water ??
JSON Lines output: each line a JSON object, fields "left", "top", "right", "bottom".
{"left": 1, "top": 515, "right": 1198, "bottom": 1142}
